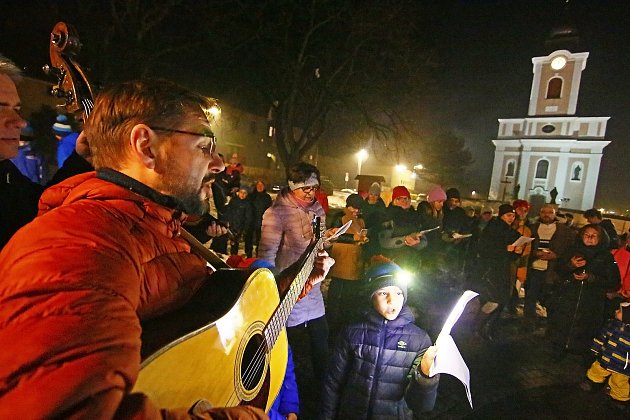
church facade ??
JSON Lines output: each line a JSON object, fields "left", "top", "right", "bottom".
{"left": 488, "top": 49, "right": 610, "bottom": 211}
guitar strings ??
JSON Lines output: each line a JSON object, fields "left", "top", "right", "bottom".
{"left": 224, "top": 250, "right": 316, "bottom": 407}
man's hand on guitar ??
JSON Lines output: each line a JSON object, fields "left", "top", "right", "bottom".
{"left": 299, "top": 251, "right": 335, "bottom": 299}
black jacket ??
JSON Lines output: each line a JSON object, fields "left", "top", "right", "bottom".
{"left": 0, "top": 151, "right": 91, "bottom": 249}
{"left": 320, "top": 306, "right": 439, "bottom": 420}
{"left": 548, "top": 239, "right": 621, "bottom": 352}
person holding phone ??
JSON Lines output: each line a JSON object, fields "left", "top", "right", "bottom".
{"left": 548, "top": 224, "right": 620, "bottom": 362}
{"left": 328, "top": 193, "right": 369, "bottom": 340}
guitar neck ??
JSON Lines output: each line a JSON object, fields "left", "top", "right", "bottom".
{"left": 264, "top": 237, "right": 322, "bottom": 349}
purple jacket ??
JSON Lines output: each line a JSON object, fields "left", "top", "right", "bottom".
{"left": 258, "top": 188, "right": 326, "bottom": 327}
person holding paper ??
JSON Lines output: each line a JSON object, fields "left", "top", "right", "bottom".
{"left": 320, "top": 260, "right": 439, "bottom": 419}
{"left": 523, "top": 204, "right": 576, "bottom": 332}
{"left": 548, "top": 224, "right": 620, "bottom": 361}
{"left": 472, "top": 203, "right": 523, "bottom": 341}
{"left": 377, "top": 186, "right": 428, "bottom": 272}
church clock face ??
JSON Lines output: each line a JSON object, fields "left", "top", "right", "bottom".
{"left": 550, "top": 56, "right": 567, "bottom": 70}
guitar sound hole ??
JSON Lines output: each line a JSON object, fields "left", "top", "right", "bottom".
{"left": 240, "top": 334, "right": 266, "bottom": 391}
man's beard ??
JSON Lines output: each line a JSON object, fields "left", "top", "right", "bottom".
{"left": 159, "top": 164, "right": 215, "bottom": 216}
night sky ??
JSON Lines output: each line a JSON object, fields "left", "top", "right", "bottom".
{"left": 417, "top": 0, "right": 629, "bottom": 212}
{"left": 1, "top": 0, "right": 628, "bottom": 211}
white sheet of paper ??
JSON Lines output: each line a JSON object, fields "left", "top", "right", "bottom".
{"left": 452, "top": 232, "right": 473, "bottom": 239}
{"left": 429, "top": 290, "right": 478, "bottom": 408}
{"left": 512, "top": 236, "right": 535, "bottom": 247}
{"left": 418, "top": 226, "right": 441, "bottom": 235}
{"left": 327, "top": 220, "right": 353, "bottom": 241}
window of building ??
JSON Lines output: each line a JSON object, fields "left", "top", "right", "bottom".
{"left": 505, "top": 160, "right": 515, "bottom": 177}
{"left": 535, "top": 159, "right": 549, "bottom": 179}
{"left": 546, "top": 77, "right": 562, "bottom": 99}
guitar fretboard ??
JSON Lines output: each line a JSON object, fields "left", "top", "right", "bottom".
{"left": 263, "top": 237, "right": 321, "bottom": 349}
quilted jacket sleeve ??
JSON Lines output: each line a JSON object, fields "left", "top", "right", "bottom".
{"left": 320, "top": 333, "right": 352, "bottom": 419}
{"left": 405, "top": 346, "right": 440, "bottom": 414}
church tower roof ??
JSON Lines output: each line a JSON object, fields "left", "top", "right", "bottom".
{"left": 544, "top": 1, "right": 580, "bottom": 53}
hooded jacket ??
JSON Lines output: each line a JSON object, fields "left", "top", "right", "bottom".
{"left": 258, "top": 188, "right": 326, "bottom": 327}
{"left": 320, "top": 306, "right": 439, "bottom": 419}
{"left": 0, "top": 171, "right": 264, "bottom": 419}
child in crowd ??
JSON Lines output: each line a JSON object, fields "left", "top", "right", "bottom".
{"left": 320, "top": 260, "right": 439, "bottom": 419}
{"left": 581, "top": 301, "right": 630, "bottom": 410}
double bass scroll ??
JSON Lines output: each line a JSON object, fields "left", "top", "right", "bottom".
{"left": 43, "top": 21, "right": 94, "bottom": 120}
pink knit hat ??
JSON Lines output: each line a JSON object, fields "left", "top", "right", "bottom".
{"left": 427, "top": 186, "right": 447, "bottom": 202}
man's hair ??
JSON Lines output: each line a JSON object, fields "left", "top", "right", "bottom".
{"left": 0, "top": 54, "right": 22, "bottom": 83}
{"left": 539, "top": 203, "right": 556, "bottom": 213}
{"left": 287, "top": 162, "right": 320, "bottom": 184}
{"left": 583, "top": 208, "right": 602, "bottom": 220}
{"left": 84, "top": 79, "right": 218, "bottom": 169}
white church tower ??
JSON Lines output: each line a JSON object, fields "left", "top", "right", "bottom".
{"left": 488, "top": 25, "right": 610, "bottom": 210}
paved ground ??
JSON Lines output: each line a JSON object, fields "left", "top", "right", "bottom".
{"left": 291, "top": 282, "right": 629, "bottom": 419}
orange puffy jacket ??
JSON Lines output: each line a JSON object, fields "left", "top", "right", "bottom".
{"left": 0, "top": 172, "right": 266, "bottom": 419}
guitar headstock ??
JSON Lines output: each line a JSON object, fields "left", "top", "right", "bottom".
{"left": 43, "top": 22, "right": 94, "bottom": 121}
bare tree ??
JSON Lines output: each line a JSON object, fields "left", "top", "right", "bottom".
{"left": 205, "top": 0, "right": 435, "bottom": 171}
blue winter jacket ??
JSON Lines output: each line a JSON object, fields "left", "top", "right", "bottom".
{"left": 320, "top": 306, "right": 439, "bottom": 419}
{"left": 269, "top": 346, "right": 299, "bottom": 420}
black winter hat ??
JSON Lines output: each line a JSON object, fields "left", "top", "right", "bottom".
{"left": 446, "top": 188, "right": 461, "bottom": 200}
{"left": 346, "top": 193, "right": 365, "bottom": 210}
{"left": 498, "top": 203, "right": 516, "bottom": 217}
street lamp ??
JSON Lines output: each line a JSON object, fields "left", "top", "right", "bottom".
{"left": 356, "top": 149, "right": 368, "bottom": 176}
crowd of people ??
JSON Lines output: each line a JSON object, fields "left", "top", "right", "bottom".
{"left": 1, "top": 50, "right": 629, "bottom": 418}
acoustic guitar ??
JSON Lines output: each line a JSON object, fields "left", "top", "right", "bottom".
{"left": 134, "top": 218, "right": 325, "bottom": 412}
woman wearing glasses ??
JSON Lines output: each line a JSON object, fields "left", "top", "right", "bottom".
{"left": 548, "top": 224, "right": 620, "bottom": 362}
{"left": 258, "top": 162, "right": 330, "bottom": 409}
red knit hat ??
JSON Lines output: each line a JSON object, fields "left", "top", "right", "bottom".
{"left": 391, "top": 186, "right": 411, "bottom": 201}
{"left": 512, "top": 199, "right": 530, "bottom": 210}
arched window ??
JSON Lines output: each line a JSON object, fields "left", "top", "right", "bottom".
{"left": 505, "top": 160, "right": 515, "bottom": 177}
{"left": 535, "top": 160, "right": 549, "bottom": 179}
{"left": 546, "top": 77, "right": 562, "bottom": 99}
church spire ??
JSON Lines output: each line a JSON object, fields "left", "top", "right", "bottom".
{"left": 545, "top": 0, "right": 580, "bottom": 53}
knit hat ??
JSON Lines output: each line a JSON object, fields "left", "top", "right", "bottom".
{"left": 498, "top": 204, "right": 516, "bottom": 217}
{"left": 427, "top": 186, "right": 447, "bottom": 202}
{"left": 481, "top": 206, "right": 494, "bottom": 215}
{"left": 512, "top": 199, "right": 530, "bottom": 210}
{"left": 446, "top": 188, "right": 461, "bottom": 200}
{"left": 52, "top": 114, "right": 72, "bottom": 136}
{"left": 364, "top": 261, "right": 408, "bottom": 304}
{"left": 391, "top": 185, "right": 410, "bottom": 201}
{"left": 368, "top": 182, "right": 382, "bottom": 196}
{"left": 346, "top": 193, "right": 364, "bottom": 209}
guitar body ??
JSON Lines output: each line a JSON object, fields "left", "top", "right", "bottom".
{"left": 134, "top": 268, "right": 288, "bottom": 412}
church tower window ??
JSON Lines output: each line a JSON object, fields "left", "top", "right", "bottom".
{"left": 535, "top": 159, "right": 549, "bottom": 179}
{"left": 546, "top": 77, "right": 563, "bottom": 99}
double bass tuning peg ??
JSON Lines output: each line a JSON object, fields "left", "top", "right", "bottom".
{"left": 42, "top": 64, "right": 62, "bottom": 78}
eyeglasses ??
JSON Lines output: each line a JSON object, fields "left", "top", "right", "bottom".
{"left": 583, "top": 234, "right": 599, "bottom": 239}
{"left": 300, "top": 185, "right": 319, "bottom": 193}
{"left": 150, "top": 126, "right": 216, "bottom": 155}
